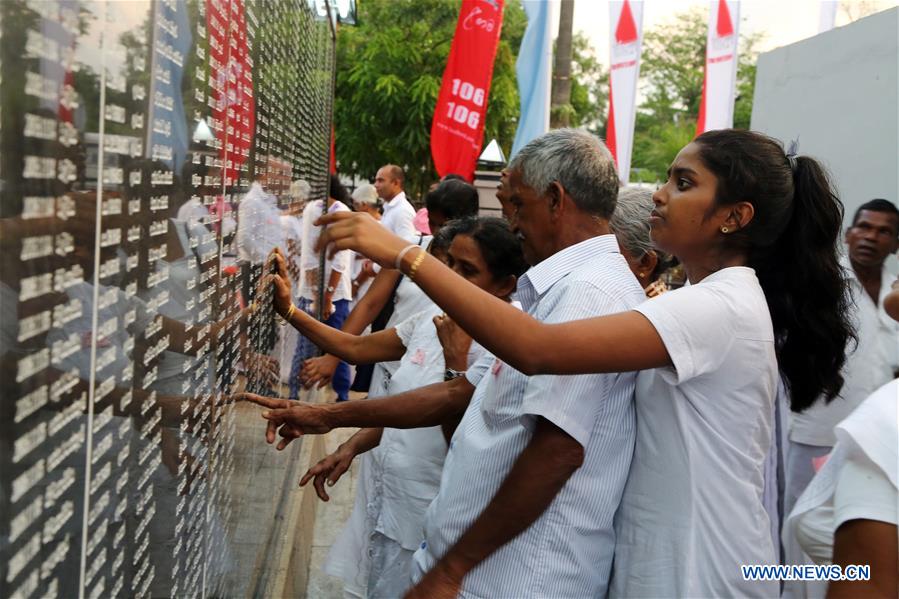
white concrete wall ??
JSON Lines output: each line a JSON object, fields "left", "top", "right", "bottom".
{"left": 751, "top": 7, "right": 898, "bottom": 273}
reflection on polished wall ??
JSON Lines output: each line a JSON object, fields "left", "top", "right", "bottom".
{"left": 0, "top": 0, "right": 335, "bottom": 596}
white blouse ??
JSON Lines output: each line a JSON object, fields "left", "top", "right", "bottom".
{"left": 612, "top": 266, "right": 779, "bottom": 598}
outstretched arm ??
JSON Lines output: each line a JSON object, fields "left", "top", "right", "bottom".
{"left": 301, "top": 267, "right": 404, "bottom": 389}
{"left": 267, "top": 249, "right": 406, "bottom": 365}
{"left": 285, "top": 306, "right": 406, "bottom": 365}
{"left": 237, "top": 375, "right": 476, "bottom": 450}
{"left": 316, "top": 213, "right": 672, "bottom": 376}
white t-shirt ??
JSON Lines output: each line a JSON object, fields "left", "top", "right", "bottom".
{"left": 790, "top": 262, "right": 899, "bottom": 446}
{"left": 367, "top": 236, "right": 434, "bottom": 397}
{"left": 298, "top": 200, "right": 352, "bottom": 302}
{"left": 372, "top": 305, "right": 488, "bottom": 550}
{"left": 612, "top": 266, "right": 779, "bottom": 598}
{"left": 145, "top": 219, "right": 217, "bottom": 395}
{"left": 788, "top": 378, "right": 898, "bottom": 564}
{"left": 380, "top": 191, "right": 417, "bottom": 241}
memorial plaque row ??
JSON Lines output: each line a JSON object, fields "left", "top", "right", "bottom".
{"left": 0, "top": 0, "right": 335, "bottom": 596}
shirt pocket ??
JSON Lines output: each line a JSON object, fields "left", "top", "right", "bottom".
{"left": 480, "top": 359, "right": 525, "bottom": 428}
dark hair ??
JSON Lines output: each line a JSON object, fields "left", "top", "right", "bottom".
{"left": 434, "top": 216, "right": 528, "bottom": 280}
{"left": 694, "top": 130, "right": 855, "bottom": 413}
{"left": 425, "top": 179, "right": 480, "bottom": 220}
{"left": 329, "top": 174, "right": 351, "bottom": 205}
{"left": 850, "top": 198, "right": 899, "bottom": 233}
{"left": 441, "top": 173, "right": 468, "bottom": 183}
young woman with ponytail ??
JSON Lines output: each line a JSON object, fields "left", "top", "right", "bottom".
{"left": 306, "top": 129, "right": 854, "bottom": 596}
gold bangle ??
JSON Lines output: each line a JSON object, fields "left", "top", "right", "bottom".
{"left": 285, "top": 303, "right": 296, "bottom": 321}
{"left": 408, "top": 250, "right": 426, "bottom": 280}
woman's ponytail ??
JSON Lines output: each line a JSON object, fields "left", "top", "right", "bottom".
{"left": 757, "top": 156, "right": 855, "bottom": 412}
{"left": 695, "top": 130, "right": 855, "bottom": 413}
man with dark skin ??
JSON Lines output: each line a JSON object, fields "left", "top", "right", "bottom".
{"left": 844, "top": 199, "right": 899, "bottom": 305}
{"left": 374, "top": 164, "right": 416, "bottom": 240}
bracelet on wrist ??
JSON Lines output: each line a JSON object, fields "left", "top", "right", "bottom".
{"left": 285, "top": 303, "right": 296, "bottom": 321}
{"left": 395, "top": 244, "right": 419, "bottom": 270}
{"left": 408, "top": 250, "right": 426, "bottom": 280}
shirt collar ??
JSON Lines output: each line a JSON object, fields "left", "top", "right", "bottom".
{"left": 517, "top": 234, "right": 620, "bottom": 310}
{"left": 385, "top": 191, "right": 407, "bottom": 209}
{"left": 841, "top": 253, "right": 897, "bottom": 305}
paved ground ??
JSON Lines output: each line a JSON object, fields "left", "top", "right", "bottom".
{"left": 304, "top": 394, "right": 364, "bottom": 598}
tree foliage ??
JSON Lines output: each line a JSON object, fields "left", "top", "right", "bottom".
{"left": 333, "top": 0, "right": 526, "bottom": 197}
{"left": 567, "top": 32, "right": 608, "bottom": 132}
{"left": 631, "top": 8, "right": 762, "bottom": 182}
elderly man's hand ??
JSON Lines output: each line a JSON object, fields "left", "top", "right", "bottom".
{"left": 236, "top": 392, "right": 333, "bottom": 449}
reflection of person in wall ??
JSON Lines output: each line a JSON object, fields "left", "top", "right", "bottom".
{"left": 289, "top": 175, "right": 353, "bottom": 401}
{"left": 235, "top": 169, "right": 283, "bottom": 305}
{"left": 135, "top": 161, "right": 246, "bottom": 596}
{"left": 274, "top": 179, "right": 310, "bottom": 384}
{"left": 0, "top": 176, "right": 261, "bottom": 594}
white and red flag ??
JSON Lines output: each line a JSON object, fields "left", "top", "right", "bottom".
{"left": 696, "top": 0, "right": 740, "bottom": 135}
{"left": 606, "top": 0, "right": 644, "bottom": 184}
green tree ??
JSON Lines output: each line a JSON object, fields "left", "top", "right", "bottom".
{"left": 569, "top": 32, "right": 608, "bottom": 133}
{"left": 333, "top": 0, "right": 526, "bottom": 198}
{"left": 632, "top": 8, "right": 762, "bottom": 181}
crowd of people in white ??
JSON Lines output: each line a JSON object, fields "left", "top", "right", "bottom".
{"left": 233, "top": 129, "right": 897, "bottom": 599}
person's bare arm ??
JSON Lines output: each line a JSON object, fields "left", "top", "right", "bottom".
{"left": 237, "top": 376, "right": 475, "bottom": 449}
{"left": 406, "top": 418, "right": 585, "bottom": 599}
{"left": 341, "top": 267, "right": 402, "bottom": 333}
{"left": 299, "top": 427, "right": 383, "bottom": 501}
{"left": 315, "top": 213, "right": 672, "bottom": 377}
{"left": 827, "top": 519, "right": 898, "bottom": 599}
{"left": 285, "top": 307, "right": 406, "bottom": 365}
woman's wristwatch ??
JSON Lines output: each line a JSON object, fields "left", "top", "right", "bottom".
{"left": 444, "top": 368, "right": 466, "bottom": 382}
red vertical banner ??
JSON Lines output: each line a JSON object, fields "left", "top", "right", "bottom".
{"left": 207, "top": 0, "right": 255, "bottom": 187}
{"left": 431, "top": 0, "right": 505, "bottom": 181}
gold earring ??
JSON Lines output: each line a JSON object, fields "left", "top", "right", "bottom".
{"left": 721, "top": 226, "right": 729, "bottom": 234}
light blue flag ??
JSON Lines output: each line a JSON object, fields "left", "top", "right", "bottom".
{"left": 146, "top": 0, "right": 192, "bottom": 171}
{"left": 511, "top": 0, "right": 554, "bottom": 158}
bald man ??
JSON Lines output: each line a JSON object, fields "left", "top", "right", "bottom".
{"left": 374, "top": 164, "right": 416, "bottom": 240}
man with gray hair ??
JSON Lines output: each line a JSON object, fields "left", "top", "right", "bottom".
{"left": 399, "top": 128, "right": 645, "bottom": 597}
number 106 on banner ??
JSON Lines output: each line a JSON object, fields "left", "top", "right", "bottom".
{"left": 446, "top": 79, "right": 485, "bottom": 130}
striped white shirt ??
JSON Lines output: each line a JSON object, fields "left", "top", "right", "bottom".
{"left": 411, "top": 235, "right": 646, "bottom": 598}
